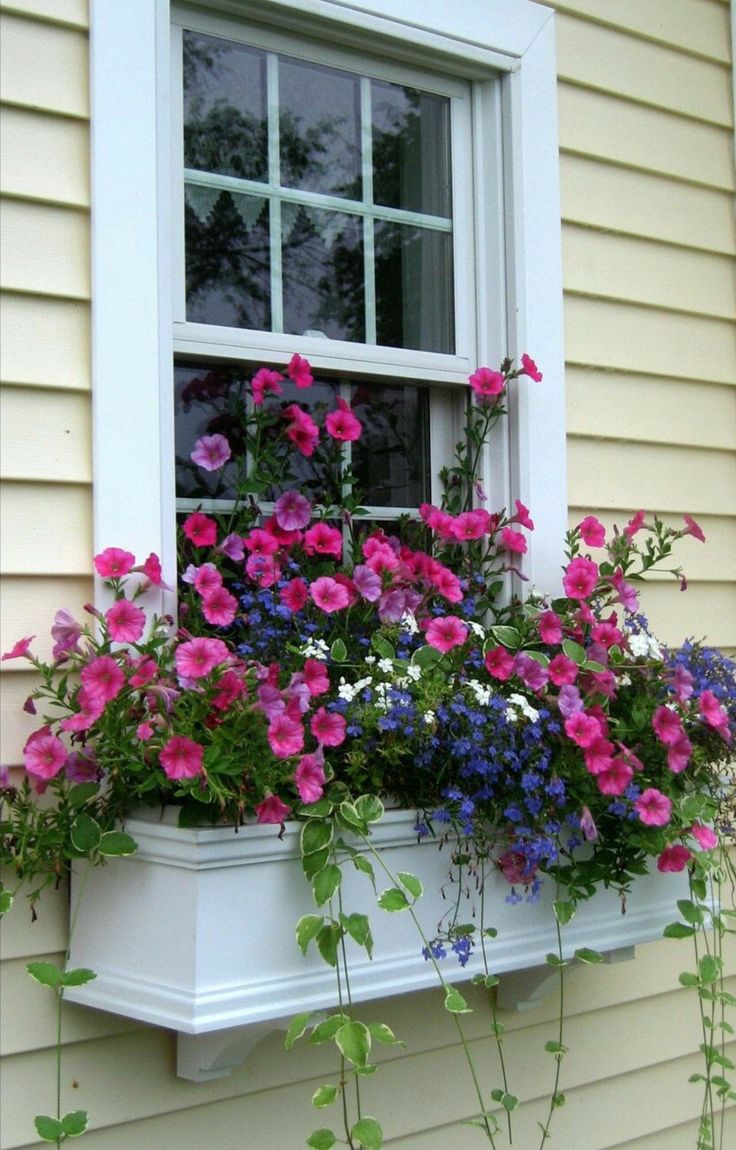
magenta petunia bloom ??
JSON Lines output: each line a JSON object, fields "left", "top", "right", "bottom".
{"left": 311, "top": 707, "right": 346, "bottom": 747}
{"left": 255, "top": 794, "right": 291, "bottom": 824}
{"left": 182, "top": 512, "right": 217, "bottom": 548}
{"left": 251, "top": 367, "right": 283, "bottom": 405}
{"left": 94, "top": 547, "right": 135, "bottom": 579}
{"left": 201, "top": 586, "right": 238, "bottom": 626}
{"left": 105, "top": 599, "right": 146, "bottom": 643}
{"left": 430, "top": 564, "right": 463, "bottom": 604}
{"left": 513, "top": 500, "right": 535, "bottom": 530}
{"left": 160, "top": 736, "right": 204, "bottom": 779}
{"left": 682, "top": 514, "right": 706, "bottom": 543}
{"left": 2, "top": 635, "right": 35, "bottom": 661}
{"left": 595, "top": 760, "right": 633, "bottom": 796}
{"left": 548, "top": 654, "right": 578, "bottom": 687}
{"left": 302, "top": 659, "right": 330, "bottom": 697}
{"left": 280, "top": 578, "right": 309, "bottom": 613}
{"left": 304, "top": 522, "right": 343, "bottom": 559}
{"left": 537, "top": 610, "right": 563, "bottom": 645}
{"left": 484, "top": 646, "right": 515, "bottom": 680}
{"left": 139, "top": 552, "right": 171, "bottom": 588}
{"left": 579, "top": 515, "right": 606, "bottom": 548}
{"left": 60, "top": 688, "right": 105, "bottom": 732}
{"left": 624, "top": 510, "right": 647, "bottom": 540}
{"left": 81, "top": 655, "right": 125, "bottom": 703}
{"left": 193, "top": 563, "right": 223, "bottom": 595}
{"left": 698, "top": 690, "right": 732, "bottom": 742}
{"left": 190, "top": 434, "right": 232, "bottom": 472}
{"left": 136, "top": 722, "right": 154, "bottom": 741}
{"left": 451, "top": 510, "right": 491, "bottom": 540}
{"left": 652, "top": 705, "right": 684, "bottom": 746}
{"left": 24, "top": 730, "right": 67, "bottom": 780}
{"left": 309, "top": 576, "right": 350, "bottom": 614}
{"left": 500, "top": 526, "right": 528, "bottom": 554}
{"left": 469, "top": 367, "right": 505, "bottom": 401}
{"left": 520, "top": 353, "right": 542, "bottom": 382}
{"left": 610, "top": 567, "right": 639, "bottom": 613}
{"left": 174, "top": 637, "right": 230, "bottom": 679}
{"left": 514, "top": 652, "right": 548, "bottom": 692}
{"left": 246, "top": 553, "right": 281, "bottom": 588}
{"left": 211, "top": 669, "right": 247, "bottom": 712}
{"left": 634, "top": 787, "right": 672, "bottom": 827}
{"left": 267, "top": 714, "right": 305, "bottom": 759}
{"left": 294, "top": 754, "right": 325, "bottom": 803}
{"left": 426, "top": 615, "right": 468, "bottom": 654}
{"left": 325, "top": 397, "right": 362, "bottom": 441}
{"left": 564, "top": 711, "right": 602, "bottom": 748}
{"left": 287, "top": 353, "right": 313, "bottom": 389}
{"left": 51, "top": 608, "right": 82, "bottom": 658}
{"left": 690, "top": 823, "right": 718, "bottom": 851}
{"left": 657, "top": 844, "right": 692, "bottom": 873}
{"left": 274, "top": 491, "right": 312, "bottom": 532}
{"left": 563, "top": 556, "right": 599, "bottom": 600}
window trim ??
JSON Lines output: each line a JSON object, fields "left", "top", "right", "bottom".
{"left": 90, "top": 0, "right": 566, "bottom": 610}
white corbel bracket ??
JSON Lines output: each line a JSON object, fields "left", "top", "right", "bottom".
{"left": 497, "top": 946, "right": 636, "bottom": 1012}
{"left": 177, "top": 1021, "right": 286, "bottom": 1082}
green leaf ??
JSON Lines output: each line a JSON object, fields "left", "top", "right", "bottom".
{"left": 369, "top": 1023, "right": 403, "bottom": 1046}
{"left": 396, "top": 871, "right": 423, "bottom": 899}
{"left": 309, "top": 1015, "right": 345, "bottom": 1045}
{"left": 312, "top": 864, "right": 342, "bottom": 907}
{"left": 371, "top": 636, "right": 395, "bottom": 661}
{"left": 583, "top": 660, "right": 606, "bottom": 673}
{"left": 67, "top": 783, "right": 100, "bottom": 809}
{"left": 553, "top": 899, "right": 576, "bottom": 925}
{"left": 301, "top": 820, "right": 333, "bottom": 856}
{"left": 285, "top": 1011, "right": 312, "bottom": 1050}
{"left": 562, "top": 638, "right": 586, "bottom": 665}
{"left": 377, "top": 887, "right": 409, "bottom": 912}
{"left": 312, "top": 1085, "right": 339, "bottom": 1109}
{"left": 61, "top": 1110, "right": 89, "bottom": 1137}
{"left": 500, "top": 1093, "right": 519, "bottom": 1112}
{"left": 71, "top": 813, "right": 101, "bottom": 853}
{"left": 545, "top": 953, "right": 568, "bottom": 969}
{"left": 99, "top": 830, "right": 138, "bottom": 856}
{"left": 679, "top": 972, "right": 701, "bottom": 988}
{"left": 61, "top": 968, "right": 97, "bottom": 988}
{"left": 302, "top": 847, "right": 330, "bottom": 880}
{"left": 306, "top": 1129, "right": 337, "bottom": 1149}
{"left": 340, "top": 913, "right": 373, "bottom": 957}
{"left": 296, "top": 914, "right": 324, "bottom": 956}
{"left": 351, "top": 1116, "right": 383, "bottom": 1149}
{"left": 664, "top": 922, "right": 696, "bottom": 939}
{"left": 354, "top": 795, "right": 384, "bottom": 824}
{"left": 27, "top": 961, "right": 64, "bottom": 989}
{"left": 330, "top": 638, "right": 347, "bottom": 663}
{"left": 545, "top": 1040, "right": 568, "bottom": 1056}
{"left": 490, "top": 626, "right": 520, "bottom": 650}
{"left": 552, "top": 1092, "right": 566, "bottom": 1108}
{"left": 336, "top": 1020, "right": 371, "bottom": 1067}
{"left": 677, "top": 899, "right": 705, "bottom": 926}
{"left": 0, "top": 888, "right": 14, "bottom": 916}
{"left": 410, "top": 645, "right": 443, "bottom": 670}
{"left": 337, "top": 801, "right": 367, "bottom": 833}
{"left": 34, "top": 1115, "right": 64, "bottom": 1142}
{"left": 352, "top": 854, "right": 376, "bottom": 885}
{"left": 316, "top": 924, "right": 342, "bottom": 968}
{"left": 699, "top": 955, "right": 722, "bottom": 984}
{"left": 444, "top": 987, "right": 472, "bottom": 1014}
{"left": 574, "top": 948, "right": 604, "bottom": 964}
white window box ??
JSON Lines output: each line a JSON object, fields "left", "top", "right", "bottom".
{"left": 66, "top": 809, "right": 687, "bottom": 1079}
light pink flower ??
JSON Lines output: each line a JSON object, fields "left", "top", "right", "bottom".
{"left": 325, "top": 397, "right": 362, "bottom": 441}
{"left": 287, "top": 353, "right": 313, "bottom": 388}
{"left": 136, "top": 722, "right": 154, "bottom": 741}
{"left": 420, "top": 503, "right": 457, "bottom": 537}
{"left": 469, "top": 367, "right": 505, "bottom": 401}
{"left": 302, "top": 659, "right": 330, "bottom": 697}
{"left": 255, "top": 794, "right": 291, "bottom": 824}
{"left": 94, "top": 547, "right": 135, "bottom": 579}
{"left": 564, "top": 711, "right": 602, "bottom": 748}
{"left": 682, "top": 514, "right": 705, "bottom": 543}
{"left": 698, "top": 690, "right": 732, "bottom": 743}
{"left": 426, "top": 616, "right": 468, "bottom": 654}
{"left": 537, "top": 610, "right": 563, "bottom": 645}
{"left": 245, "top": 553, "right": 281, "bottom": 587}
{"left": 595, "top": 760, "right": 633, "bottom": 795}
{"left": 160, "top": 736, "right": 204, "bottom": 779}
{"left": 610, "top": 568, "right": 639, "bottom": 612}
{"left": 500, "top": 527, "right": 527, "bottom": 554}
{"left": 484, "top": 646, "right": 514, "bottom": 680}
{"left": 193, "top": 563, "right": 223, "bottom": 595}
{"left": 309, "top": 577, "right": 350, "bottom": 614}
{"left": 174, "top": 637, "right": 230, "bottom": 679}
{"left": 514, "top": 652, "right": 548, "bottom": 692}
{"left": 311, "top": 707, "right": 346, "bottom": 747}
{"left": 24, "top": 730, "right": 67, "bottom": 780}
{"left": 81, "top": 655, "right": 125, "bottom": 703}
{"left": 201, "top": 586, "right": 238, "bottom": 626}
{"left": 672, "top": 665, "right": 694, "bottom": 703}
{"left": 667, "top": 733, "right": 692, "bottom": 774}
{"left": 105, "top": 599, "right": 146, "bottom": 643}
{"left": 190, "top": 434, "right": 231, "bottom": 471}
{"left": 513, "top": 501, "right": 535, "bottom": 530}
{"left": 624, "top": 510, "right": 647, "bottom": 540}
{"left": 51, "top": 609, "right": 82, "bottom": 658}
{"left": 216, "top": 534, "right": 245, "bottom": 562}
{"left": 352, "top": 565, "right": 383, "bottom": 602}
{"left": 634, "top": 788, "right": 672, "bottom": 827}
{"left": 579, "top": 516, "right": 606, "bottom": 548}
{"left": 267, "top": 714, "right": 304, "bottom": 759}
{"left": 294, "top": 754, "right": 326, "bottom": 803}
{"left": 304, "top": 523, "right": 343, "bottom": 559}
{"left": 580, "top": 805, "right": 598, "bottom": 842}
{"left": 690, "top": 823, "right": 718, "bottom": 851}
{"left": 182, "top": 512, "right": 217, "bottom": 547}
{"left": 652, "top": 705, "right": 684, "bottom": 746}
{"left": 274, "top": 491, "right": 312, "bottom": 531}
{"left": 2, "top": 636, "right": 35, "bottom": 661}
{"left": 429, "top": 563, "right": 463, "bottom": 604}
{"left": 548, "top": 654, "right": 578, "bottom": 686}
{"left": 657, "top": 845, "right": 692, "bottom": 873}
{"left": 520, "top": 353, "right": 542, "bottom": 382}
{"left": 563, "top": 556, "right": 599, "bottom": 600}
{"left": 139, "top": 552, "right": 171, "bottom": 588}
{"left": 251, "top": 367, "right": 283, "bottom": 405}
{"left": 280, "top": 578, "right": 309, "bottom": 612}
{"left": 60, "top": 688, "right": 105, "bottom": 732}
{"left": 130, "top": 656, "right": 158, "bottom": 688}
{"left": 451, "top": 510, "right": 491, "bottom": 540}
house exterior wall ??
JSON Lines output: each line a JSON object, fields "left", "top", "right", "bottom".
{"left": 0, "top": 0, "right": 734, "bottom": 1147}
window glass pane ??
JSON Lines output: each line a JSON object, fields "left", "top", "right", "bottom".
{"left": 183, "top": 31, "right": 267, "bottom": 181}
{"left": 374, "top": 221, "right": 454, "bottom": 353}
{"left": 372, "top": 81, "right": 452, "bottom": 217}
{"left": 350, "top": 381, "right": 430, "bottom": 508}
{"left": 282, "top": 204, "right": 365, "bottom": 341}
{"left": 279, "top": 58, "right": 362, "bottom": 200}
{"left": 185, "top": 190, "right": 270, "bottom": 329}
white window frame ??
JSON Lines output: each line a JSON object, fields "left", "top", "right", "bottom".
{"left": 90, "top": 0, "right": 566, "bottom": 613}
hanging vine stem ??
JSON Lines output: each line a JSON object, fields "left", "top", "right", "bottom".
{"left": 536, "top": 894, "right": 568, "bottom": 1148}
{"left": 478, "top": 871, "right": 514, "bottom": 1143}
{"left": 335, "top": 882, "right": 362, "bottom": 1150}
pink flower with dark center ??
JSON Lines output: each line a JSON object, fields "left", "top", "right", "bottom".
{"left": 698, "top": 690, "right": 732, "bottom": 742}
{"left": 657, "top": 845, "right": 692, "bottom": 873}
{"left": 419, "top": 503, "right": 457, "bottom": 537}
{"left": 160, "top": 736, "right": 204, "bottom": 779}
{"left": 548, "top": 654, "right": 578, "bottom": 686}
{"left": 267, "top": 714, "right": 304, "bottom": 759}
{"left": 564, "top": 711, "right": 602, "bottom": 748}
{"left": 246, "top": 553, "right": 281, "bottom": 588}
{"left": 60, "top": 688, "right": 105, "bottom": 732}
{"left": 426, "top": 616, "right": 468, "bottom": 654}
{"left": 284, "top": 405, "right": 320, "bottom": 456}
{"left": 451, "top": 510, "right": 491, "bottom": 540}
{"left": 325, "top": 397, "right": 362, "bottom": 441}
{"left": 690, "top": 823, "right": 718, "bottom": 851}
{"left": 652, "top": 705, "right": 684, "bottom": 746}
{"left": 610, "top": 568, "right": 639, "bottom": 612}
{"left": 497, "top": 850, "right": 537, "bottom": 886}
{"left": 182, "top": 512, "right": 217, "bottom": 548}
{"left": 513, "top": 501, "right": 535, "bottom": 530}
{"left": 287, "top": 353, "right": 313, "bottom": 389}
{"left": 469, "top": 367, "right": 505, "bottom": 401}
{"left": 429, "top": 564, "right": 463, "bottom": 604}
{"left": 51, "top": 609, "right": 82, "bottom": 658}
{"left": 274, "top": 491, "right": 312, "bottom": 532}
{"left": 216, "top": 533, "right": 245, "bottom": 562}
{"left": 192, "top": 563, "right": 223, "bottom": 595}
{"left": 634, "top": 788, "right": 672, "bottom": 827}
{"left": 484, "top": 646, "right": 514, "bottom": 680}
{"left": 2, "top": 636, "right": 35, "bottom": 661}
{"left": 174, "top": 637, "right": 229, "bottom": 679}
{"left": 682, "top": 514, "right": 705, "bottom": 543}
{"left": 309, "top": 577, "right": 350, "bottom": 614}
{"left": 81, "top": 655, "right": 125, "bottom": 703}
{"left": 563, "top": 556, "right": 599, "bottom": 600}
{"left": 294, "top": 753, "right": 326, "bottom": 803}
{"left": 65, "top": 751, "right": 99, "bottom": 783}
{"left": 255, "top": 794, "right": 291, "bottom": 824}
{"left": 280, "top": 578, "right": 309, "bottom": 612}
{"left": 311, "top": 707, "right": 346, "bottom": 747}
{"left": 190, "top": 434, "right": 231, "bottom": 471}
{"left": 201, "top": 586, "right": 238, "bottom": 626}
{"left": 667, "top": 733, "right": 692, "bottom": 774}
{"left": 591, "top": 621, "right": 622, "bottom": 649}
{"left": 500, "top": 527, "right": 527, "bottom": 554}
{"left": 243, "top": 528, "right": 280, "bottom": 557}
{"left": 211, "top": 669, "right": 247, "bottom": 712}
{"left": 304, "top": 523, "right": 343, "bottom": 559}
{"left": 364, "top": 541, "right": 400, "bottom": 575}
{"left": 520, "top": 354, "right": 542, "bottom": 382}
{"left": 130, "top": 656, "right": 158, "bottom": 688}
{"left": 24, "top": 730, "right": 68, "bottom": 780}
{"left": 579, "top": 516, "right": 606, "bottom": 548}
{"left": 624, "top": 510, "right": 647, "bottom": 540}
{"left": 537, "top": 610, "right": 563, "bottom": 645}
{"left": 105, "top": 599, "right": 146, "bottom": 643}
{"left": 94, "top": 547, "right": 135, "bottom": 579}
{"left": 352, "top": 565, "right": 383, "bottom": 602}
{"left": 302, "top": 659, "right": 330, "bottom": 697}
{"left": 139, "top": 552, "right": 170, "bottom": 588}
{"left": 251, "top": 367, "right": 283, "bottom": 405}
{"left": 514, "top": 652, "right": 549, "bottom": 692}
{"left": 595, "top": 760, "right": 633, "bottom": 795}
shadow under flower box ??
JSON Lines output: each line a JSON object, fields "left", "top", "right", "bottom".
{"left": 66, "top": 810, "right": 687, "bottom": 1077}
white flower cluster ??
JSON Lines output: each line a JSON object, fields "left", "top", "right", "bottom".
{"left": 399, "top": 612, "right": 419, "bottom": 634}
{"left": 300, "top": 638, "right": 330, "bottom": 660}
{"left": 469, "top": 621, "right": 486, "bottom": 640}
{"left": 505, "top": 693, "right": 540, "bottom": 724}
{"left": 337, "top": 676, "right": 372, "bottom": 703}
{"left": 466, "top": 678, "right": 492, "bottom": 706}
{"left": 627, "top": 632, "right": 662, "bottom": 660}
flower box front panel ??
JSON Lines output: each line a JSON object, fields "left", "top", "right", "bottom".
{"left": 65, "top": 811, "right": 688, "bottom": 1035}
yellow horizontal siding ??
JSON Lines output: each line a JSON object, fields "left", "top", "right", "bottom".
{"left": 0, "top": 11, "right": 88, "bottom": 117}
{"left": 0, "top": 200, "right": 89, "bottom": 300}
{"left": 0, "top": 483, "right": 92, "bottom": 574}
{"left": 566, "top": 370, "right": 736, "bottom": 451}
{"left": 540, "top": 0, "right": 733, "bottom": 65}
{"left": 0, "top": 871, "right": 68, "bottom": 961}
{"left": 638, "top": 581, "right": 736, "bottom": 648}
{"left": 0, "top": 295, "right": 90, "bottom": 389}
{"left": 0, "top": 673, "right": 47, "bottom": 764}
{"left": 564, "top": 297, "right": 736, "bottom": 384}
{"left": 555, "top": 10, "right": 733, "bottom": 126}
{"left": 562, "top": 224, "right": 736, "bottom": 320}
{"left": 0, "top": 388, "right": 91, "bottom": 483}
{"left": 561, "top": 154, "right": 736, "bottom": 256}
{"left": 559, "top": 83, "right": 735, "bottom": 191}
{"left": 0, "top": 106, "right": 89, "bottom": 207}
{"left": 0, "top": 575, "right": 92, "bottom": 666}
{"left": 0, "top": 1, "right": 88, "bottom": 29}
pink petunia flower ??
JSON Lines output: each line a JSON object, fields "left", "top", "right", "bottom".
{"left": 671, "top": 665, "right": 694, "bottom": 703}
{"left": 201, "top": 586, "right": 238, "bottom": 626}
{"left": 520, "top": 353, "right": 542, "bottom": 382}
{"left": 610, "top": 568, "right": 639, "bottom": 612}
{"left": 174, "top": 637, "right": 230, "bottom": 679}
{"left": 537, "top": 610, "right": 563, "bottom": 645}
{"left": 284, "top": 405, "right": 320, "bottom": 456}
{"left": 657, "top": 844, "right": 692, "bottom": 873}
{"left": 426, "top": 616, "right": 469, "bottom": 654}
{"left": 469, "top": 367, "right": 505, "bottom": 401}
{"left": 94, "top": 547, "right": 135, "bottom": 579}
{"left": 548, "top": 654, "right": 579, "bottom": 686}
{"left": 216, "top": 534, "right": 245, "bottom": 562}
{"left": 352, "top": 564, "right": 383, "bottom": 603}
{"left": 287, "top": 353, "right": 313, "bottom": 389}
{"left": 267, "top": 714, "right": 305, "bottom": 759}
{"left": 325, "top": 397, "right": 362, "bottom": 441}
{"left": 500, "top": 527, "right": 528, "bottom": 554}
{"left": 311, "top": 707, "right": 347, "bottom": 747}
{"left": 160, "top": 736, "right": 204, "bottom": 779}
{"left": 652, "top": 705, "right": 684, "bottom": 746}
{"left": 484, "top": 646, "right": 515, "bottom": 681}
{"left": 304, "top": 523, "right": 343, "bottom": 559}
{"left": 682, "top": 514, "right": 706, "bottom": 543}
{"left": 105, "top": 599, "right": 146, "bottom": 643}
{"left": 698, "top": 690, "right": 732, "bottom": 743}
{"left": 667, "top": 732, "right": 693, "bottom": 774}
{"left": 190, "top": 434, "right": 231, "bottom": 471}
{"left": 451, "top": 510, "right": 491, "bottom": 541}
{"left": 255, "top": 794, "right": 291, "bottom": 824}
{"left": 129, "top": 656, "right": 158, "bottom": 688}
{"left": 274, "top": 491, "right": 312, "bottom": 532}
{"left": 309, "top": 577, "right": 350, "bottom": 614}
{"left": 513, "top": 501, "right": 535, "bottom": 530}
{"left": 563, "top": 556, "right": 599, "bottom": 600}
{"left": 243, "top": 528, "right": 280, "bottom": 557}
{"left": 429, "top": 563, "right": 463, "bottom": 604}
{"left": 564, "top": 711, "right": 602, "bottom": 748}
{"left": 60, "top": 688, "right": 105, "bottom": 732}
{"left": 578, "top": 516, "right": 606, "bottom": 548}
{"left": 24, "top": 729, "right": 67, "bottom": 780}
{"left": 497, "top": 850, "right": 537, "bottom": 886}
{"left": 294, "top": 753, "right": 326, "bottom": 803}
{"left": 2, "top": 636, "right": 35, "bottom": 661}
{"left": 139, "top": 552, "right": 172, "bottom": 588}
{"left": 80, "top": 655, "right": 125, "bottom": 703}
{"left": 624, "top": 510, "right": 647, "bottom": 540}
{"left": 301, "top": 659, "right": 330, "bottom": 697}
{"left": 251, "top": 367, "right": 283, "bottom": 405}
{"left": 595, "top": 760, "right": 633, "bottom": 796}
{"left": 136, "top": 722, "right": 154, "bottom": 741}
{"left": 514, "top": 652, "right": 549, "bottom": 692}
{"left": 64, "top": 751, "right": 99, "bottom": 783}
{"left": 211, "top": 669, "right": 247, "bottom": 712}
{"left": 690, "top": 823, "right": 718, "bottom": 851}
{"left": 634, "top": 787, "right": 672, "bottom": 827}
{"left": 192, "top": 563, "right": 223, "bottom": 595}
{"left": 280, "top": 578, "right": 309, "bottom": 612}
{"left": 51, "top": 609, "right": 83, "bottom": 658}
{"left": 182, "top": 512, "right": 217, "bottom": 548}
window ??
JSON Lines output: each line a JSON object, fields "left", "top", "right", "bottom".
{"left": 90, "top": 0, "right": 566, "bottom": 606}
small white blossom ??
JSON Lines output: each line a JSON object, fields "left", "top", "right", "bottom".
{"left": 400, "top": 612, "right": 419, "bottom": 634}
{"left": 469, "top": 622, "right": 486, "bottom": 639}
{"left": 467, "top": 679, "right": 492, "bottom": 706}
{"left": 618, "top": 673, "right": 632, "bottom": 686}
{"left": 647, "top": 635, "right": 663, "bottom": 660}
{"left": 505, "top": 706, "right": 520, "bottom": 724}
{"left": 406, "top": 663, "right": 422, "bottom": 682}
{"left": 378, "top": 658, "right": 394, "bottom": 674}
{"left": 364, "top": 655, "right": 376, "bottom": 665}
{"left": 627, "top": 633, "right": 650, "bottom": 658}
{"left": 423, "top": 710, "right": 436, "bottom": 725}
{"left": 507, "top": 692, "right": 539, "bottom": 722}
{"left": 300, "top": 638, "right": 330, "bottom": 660}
